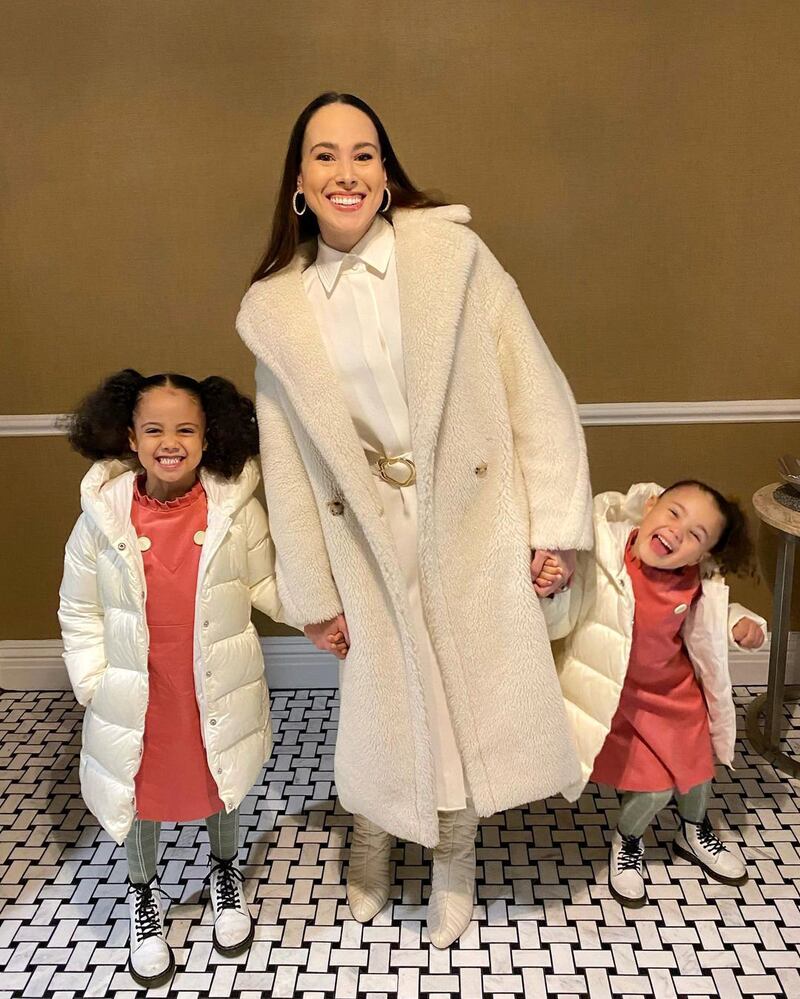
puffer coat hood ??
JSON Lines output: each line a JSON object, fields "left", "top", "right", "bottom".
{"left": 59, "top": 458, "right": 283, "bottom": 843}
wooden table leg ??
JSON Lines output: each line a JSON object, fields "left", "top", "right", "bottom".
{"left": 765, "top": 533, "right": 796, "bottom": 747}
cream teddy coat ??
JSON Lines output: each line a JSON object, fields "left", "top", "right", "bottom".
{"left": 58, "top": 458, "right": 283, "bottom": 844}
{"left": 542, "top": 482, "right": 767, "bottom": 795}
{"left": 237, "top": 205, "right": 593, "bottom": 847}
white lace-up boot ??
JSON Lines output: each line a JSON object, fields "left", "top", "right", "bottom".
{"left": 208, "top": 853, "right": 254, "bottom": 956}
{"left": 127, "top": 878, "right": 175, "bottom": 988}
{"left": 609, "top": 829, "right": 647, "bottom": 908}
{"left": 346, "top": 815, "right": 393, "bottom": 922}
{"left": 427, "top": 802, "right": 479, "bottom": 949}
{"left": 673, "top": 817, "right": 748, "bottom": 885}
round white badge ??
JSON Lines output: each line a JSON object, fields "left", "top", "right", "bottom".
{"left": 137, "top": 536, "right": 152, "bottom": 552}
{"left": 193, "top": 530, "right": 206, "bottom": 545}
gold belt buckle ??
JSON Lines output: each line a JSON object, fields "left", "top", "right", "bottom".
{"left": 377, "top": 455, "right": 416, "bottom": 487}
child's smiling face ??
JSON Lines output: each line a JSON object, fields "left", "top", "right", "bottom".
{"left": 634, "top": 484, "right": 727, "bottom": 570}
{"left": 128, "top": 386, "right": 205, "bottom": 499}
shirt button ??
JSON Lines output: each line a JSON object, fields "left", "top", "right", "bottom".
{"left": 203, "top": 620, "right": 209, "bottom": 628}
{"left": 351, "top": 261, "right": 364, "bottom": 272}
{"left": 674, "top": 603, "right": 688, "bottom": 614}
{"left": 137, "top": 536, "right": 152, "bottom": 552}
{"left": 217, "top": 768, "right": 223, "bottom": 776}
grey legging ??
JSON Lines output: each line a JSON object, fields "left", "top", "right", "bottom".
{"left": 617, "top": 781, "right": 711, "bottom": 838}
{"left": 125, "top": 808, "right": 240, "bottom": 885}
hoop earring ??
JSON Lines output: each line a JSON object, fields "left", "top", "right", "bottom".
{"left": 379, "top": 187, "right": 391, "bottom": 213}
{"left": 292, "top": 190, "right": 307, "bottom": 216}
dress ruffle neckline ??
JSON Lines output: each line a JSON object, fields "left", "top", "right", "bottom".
{"left": 134, "top": 474, "right": 205, "bottom": 511}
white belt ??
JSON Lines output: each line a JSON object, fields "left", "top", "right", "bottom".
{"left": 364, "top": 448, "right": 416, "bottom": 487}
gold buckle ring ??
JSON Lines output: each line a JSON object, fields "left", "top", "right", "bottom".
{"left": 377, "top": 455, "right": 416, "bottom": 487}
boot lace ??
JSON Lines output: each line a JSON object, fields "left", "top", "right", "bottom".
{"left": 207, "top": 855, "right": 245, "bottom": 911}
{"left": 617, "top": 834, "right": 644, "bottom": 873}
{"left": 693, "top": 817, "right": 725, "bottom": 857}
{"left": 127, "top": 880, "right": 170, "bottom": 941}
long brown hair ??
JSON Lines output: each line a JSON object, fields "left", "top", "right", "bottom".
{"left": 250, "top": 92, "right": 445, "bottom": 284}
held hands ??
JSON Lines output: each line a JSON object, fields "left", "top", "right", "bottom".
{"left": 531, "top": 549, "right": 577, "bottom": 597}
{"left": 304, "top": 613, "right": 350, "bottom": 660}
{"left": 732, "top": 618, "right": 766, "bottom": 650}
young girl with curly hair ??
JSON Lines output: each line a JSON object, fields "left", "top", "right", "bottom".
{"left": 59, "top": 369, "right": 285, "bottom": 988}
{"left": 539, "top": 480, "right": 766, "bottom": 908}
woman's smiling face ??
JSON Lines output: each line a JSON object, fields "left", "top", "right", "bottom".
{"left": 298, "top": 102, "right": 387, "bottom": 252}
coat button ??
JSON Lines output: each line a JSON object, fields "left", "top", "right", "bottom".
{"left": 674, "top": 603, "right": 688, "bottom": 614}
{"left": 137, "top": 536, "right": 152, "bottom": 552}
{"left": 193, "top": 530, "right": 205, "bottom": 545}
{"left": 475, "top": 463, "right": 488, "bottom": 477}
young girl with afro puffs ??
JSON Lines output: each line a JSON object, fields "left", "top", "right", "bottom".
{"left": 59, "top": 369, "right": 287, "bottom": 988}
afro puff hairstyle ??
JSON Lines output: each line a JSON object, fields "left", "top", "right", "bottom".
{"left": 65, "top": 369, "right": 260, "bottom": 480}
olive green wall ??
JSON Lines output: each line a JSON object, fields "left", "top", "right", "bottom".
{"left": 2, "top": 1, "right": 799, "bottom": 639}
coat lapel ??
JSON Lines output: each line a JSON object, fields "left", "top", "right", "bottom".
{"left": 391, "top": 208, "right": 477, "bottom": 494}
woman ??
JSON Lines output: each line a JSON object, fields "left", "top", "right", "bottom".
{"left": 237, "top": 92, "right": 592, "bottom": 947}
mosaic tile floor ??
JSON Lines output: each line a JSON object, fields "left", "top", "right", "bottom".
{"left": 1, "top": 687, "right": 798, "bottom": 998}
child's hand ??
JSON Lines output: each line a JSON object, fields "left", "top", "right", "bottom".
{"left": 732, "top": 618, "right": 766, "bottom": 650}
{"left": 531, "top": 549, "right": 576, "bottom": 597}
{"left": 534, "top": 556, "right": 564, "bottom": 596}
{"left": 326, "top": 630, "right": 350, "bottom": 659}
{"left": 304, "top": 614, "right": 350, "bottom": 660}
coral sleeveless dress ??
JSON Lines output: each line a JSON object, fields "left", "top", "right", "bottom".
{"left": 591, "top": 531, "right": 715, "bottom": 794}
{"left": 131, "top": 476, "right": 224, "bottom": 821}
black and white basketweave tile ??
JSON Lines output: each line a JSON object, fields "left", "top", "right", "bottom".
{"left": 0, "top": 686, "right": 798, "bottom": 999}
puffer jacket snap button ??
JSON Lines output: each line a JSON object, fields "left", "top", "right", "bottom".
{"left": 117, "top": 542, "right": 126, "bottom": 551}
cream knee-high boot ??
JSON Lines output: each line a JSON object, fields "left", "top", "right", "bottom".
{"left": 427, "top": 802, "right": 478, "bottom": 948}
{"left": 346, "top": 814, "right": 393, "bottom": 923}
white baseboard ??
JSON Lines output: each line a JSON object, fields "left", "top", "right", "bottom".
{"left": 1, "top": 634, "right": 798, "bottom": 693}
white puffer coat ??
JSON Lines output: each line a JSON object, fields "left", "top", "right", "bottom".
{"left": 542, "top": 482, "right": 767, "bottom": 796}
{"left": 58, "top": 458, "right": 284, "bottom": 844}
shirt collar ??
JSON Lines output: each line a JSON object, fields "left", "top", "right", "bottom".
{"left": 314, "top": 215, "right": 395, "bottom": 294}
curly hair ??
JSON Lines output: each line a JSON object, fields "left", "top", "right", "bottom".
{"left": 65, "top": 369, "right": 260, "bottom": 479}
{"left": 661, "top": 479, "right": 754, "bottom": 576}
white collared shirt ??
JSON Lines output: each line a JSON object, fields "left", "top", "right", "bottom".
{"left": 302, "top": 215, "right": 409, "bottom": 457}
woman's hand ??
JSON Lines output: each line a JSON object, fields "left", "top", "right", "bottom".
{"left": 732, "top": 618, "right": 766, "bottom": 650}
{"left": 531, "top": 549, "right": 577, "bottom": 597}
{"left": 304, "top": 613, "right": 350, "bottom": 660}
